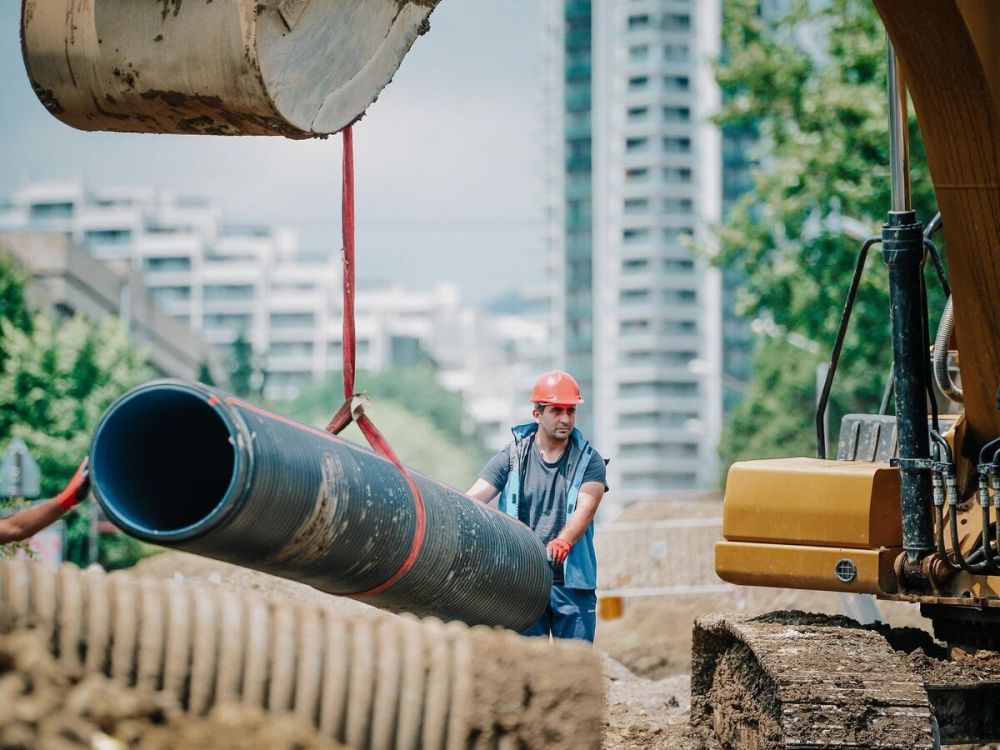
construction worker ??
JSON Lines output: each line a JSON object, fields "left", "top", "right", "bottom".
{"left": 467, "top": 370, "right": 607, "bottom": 642}
{"left": 0, "top": 460, "right": 90, "bottom": 544}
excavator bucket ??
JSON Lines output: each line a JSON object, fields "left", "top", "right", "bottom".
{"left": 20, "top": 0, "right": 441, "bottom": 138}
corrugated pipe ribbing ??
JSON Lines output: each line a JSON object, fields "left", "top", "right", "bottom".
{"left": 89, "top": 380, "right": 550, "bottom": 631}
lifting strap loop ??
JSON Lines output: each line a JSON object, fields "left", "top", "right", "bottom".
{"left": 325, "top": 125, "right": 427, "bottom": 597}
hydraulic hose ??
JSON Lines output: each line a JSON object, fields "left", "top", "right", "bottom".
{"left": 933, "top": 296, "right": 963, "bottom": 403}
{"left": 89, "top": 380, "right": 551, "bottom": 632}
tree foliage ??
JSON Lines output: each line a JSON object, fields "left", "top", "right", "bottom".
{"left": 0, "top": 314, "right": 150, "bottom": 496}
{"left": 0, "top": 254, "right": 151, "bottom": 565}
{"left": 715, "top": 0, "right": 944, "bottom": 471}
{"left": 0, "top": 255, "right": 32, "bottom": 375}
{"left": 228, "top": 331, "right": 263, "bottom": 398}
{"left": 284, "top": 368, "right": 488, "bottom": 490}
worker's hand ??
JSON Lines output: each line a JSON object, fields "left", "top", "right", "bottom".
{"left": 55, "top": 459, "right": 91, "bottom": 511}
{"left": 546, "top": 537, "right": 572, "bottom": 566}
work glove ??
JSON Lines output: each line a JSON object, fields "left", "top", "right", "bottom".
{"left": 55, "top": 459, "right": 91, "bottom": 511}
{"left": 546, "top": 537, "right": 572, "bottom": 566}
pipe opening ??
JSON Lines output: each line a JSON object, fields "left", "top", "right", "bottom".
{"left": 92, "top": 386, "right": 237, "bottom": 537}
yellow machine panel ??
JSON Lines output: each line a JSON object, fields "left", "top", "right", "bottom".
{"left": 723, "top": 457, "right": 902, "bottom": 548}
{"left": 716, "top": 541, "right": 900, "bottom": 595}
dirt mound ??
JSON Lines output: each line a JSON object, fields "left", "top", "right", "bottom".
{"left": 0, "top": 628, "right": 348, "bottom": 749}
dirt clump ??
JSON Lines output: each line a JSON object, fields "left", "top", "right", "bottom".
{"left": 0, "top": 627, "right": 348, "bottom": 749}
{"left": 602, "top": 653, "right": 701, "bottom": 750}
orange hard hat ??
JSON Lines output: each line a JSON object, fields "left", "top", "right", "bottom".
{"left": 530, "top": 370, "right": 584, "bottom": 405}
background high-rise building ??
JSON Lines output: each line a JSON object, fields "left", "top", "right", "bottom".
{"left": 546, "top": 0, "right": 725, "bottom": 508}
{"left": 0, "top": 180, "right": 557, "bottom": 450}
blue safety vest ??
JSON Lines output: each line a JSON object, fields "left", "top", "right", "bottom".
{"left": 497, "top": 422, "right": 598, "bottom": 590}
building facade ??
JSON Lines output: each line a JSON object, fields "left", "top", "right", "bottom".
{"left": 0, "top": 182, "right": 470, "bottom": 401}
{"left": 546, "top": 0, "right": 724, "bottom": 507}
{"left": 0, "top": 231, "right": 222, "bottom": 382}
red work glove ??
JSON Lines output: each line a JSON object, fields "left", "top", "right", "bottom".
{"left": 55, "top": 459, "right": 91, "bottom": 511}
{"left": 546, "top": 537, "right": 572, "bottom": 566}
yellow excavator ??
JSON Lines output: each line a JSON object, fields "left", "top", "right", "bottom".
{"left": 695, "top": 2, "right": 1000, "bottom": 748}
{"left": 20, "top": 0, "right": 1000, "bottom": 747}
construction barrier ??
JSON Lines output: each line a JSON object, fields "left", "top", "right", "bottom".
{"left": 595, "top": 517, "right": 730, "bottom": 598}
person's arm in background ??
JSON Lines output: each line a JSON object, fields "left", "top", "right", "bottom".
{"left": 0, "top": 460, "right": 90, "bottom": 544}
{"left": 466, "top": 443, "right": 510, "bottom": 505}
{"left": 466, "top": 478, "right": 500, "bottom": 504}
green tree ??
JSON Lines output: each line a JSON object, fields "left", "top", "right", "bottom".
{"left": 0, "top": 315, "right": 150, "bottom": 494}
{"left": 0, "top": 257, "right": 152, "bottom": 565}
{"left": 284, "top": 368, "right": 489, "bottom": 490}
{"left": 197, "top": 360, "right": 217, "bottom": 387}
{"left": 713, "top": 0, "right": 943, "bottom": 472}
{"left": 0, "top": 254, "right": 33, "bottom": 375}
{"left": 228, "top": 331, "right": 263, "bottom": 398}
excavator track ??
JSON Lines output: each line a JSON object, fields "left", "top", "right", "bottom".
{"left": 690, "top": 612, "right": 936, "bottom": 750}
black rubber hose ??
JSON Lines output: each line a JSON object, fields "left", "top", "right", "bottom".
{"left": 919, "top": 272, "right": 940, "bottom": 436}
{"left": 89, "top": 380, "right": 551, "bottom": 631}
{"left": 928, "top": 431, "right": 961, "bottom": 571}
{"left": 933, "top": 504, "right": 959, "bottom": 570}
{"left": 950, "top": 503, "right": 988, "bottom": 573}
{"left": 816, "top": 236, "right": 881, "bottom": 459}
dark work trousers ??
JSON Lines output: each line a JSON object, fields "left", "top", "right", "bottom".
{"left": 521, "top": 585, "right": 597, "bottom": 642}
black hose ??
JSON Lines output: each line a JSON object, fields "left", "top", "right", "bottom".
{"left": 950, "top": 503, "right": 988, "bottom": 573}
{"left": 979, "top": 437, "right": 1000, "bottom": 464}
{"left": 919, "top": 272, "right": 940, "bottom": 436}
{"left": 933, "top": 503, "right": 957, "bottom": 569}
{"left": 928, "top": 431, "right": 961, "bottom": 571}
{"left": 923, "top": 239, "right": 950, "bottom": 299}
{"left": 879, "top": 371, "right": 895, "bottom": 416}
{"left": 924, "top": 211, "right": 943, "bottom": 240}
{"left": 816, "top": 236, "right": 881, "bottom": 459}
{"left": 89, "top": 380, "right": 551, "bottom": 631}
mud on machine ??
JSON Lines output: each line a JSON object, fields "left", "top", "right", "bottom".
{"left": 693, "top": 3, "right": 1000, "bottom": 748}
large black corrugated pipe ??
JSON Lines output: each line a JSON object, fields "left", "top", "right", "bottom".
{"left": 89, "top": 380, "right": 550, "bottom": 631}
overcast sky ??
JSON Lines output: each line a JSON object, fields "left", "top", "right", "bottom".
{"left": 0, "top": 1, "right": 547, "bottom": 304}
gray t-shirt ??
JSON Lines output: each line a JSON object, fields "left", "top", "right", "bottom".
{"left": 479, "top": 435, "right": 608, "bottom": 546}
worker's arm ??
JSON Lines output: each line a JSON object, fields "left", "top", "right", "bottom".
{"left": 556, "top": 481, "right": 605, "bottom": 545}
{"left": 466, "top": 478, "right": 500, "bottom": 504}
{"left": 546, "top": 480, "right": 605, "bottom": 563}
{"left": 0, "top": 460, "right": 90, "bottom": 544}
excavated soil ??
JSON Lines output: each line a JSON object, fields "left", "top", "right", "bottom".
{"left": 0, "top": 628, "right": 349, "bottom": 749}
{"left": 11, "top": 495, "right": 1000, "bottom": 749}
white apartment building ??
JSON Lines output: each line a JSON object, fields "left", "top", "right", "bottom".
{"left": 546, "top": 0, "right": 724, "bottom": 508}
{"left": 0, "top": 182, "right": 472, "bottom": 402}
{"left": 440, "top": 287, "right": 555, "bottom": 452}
